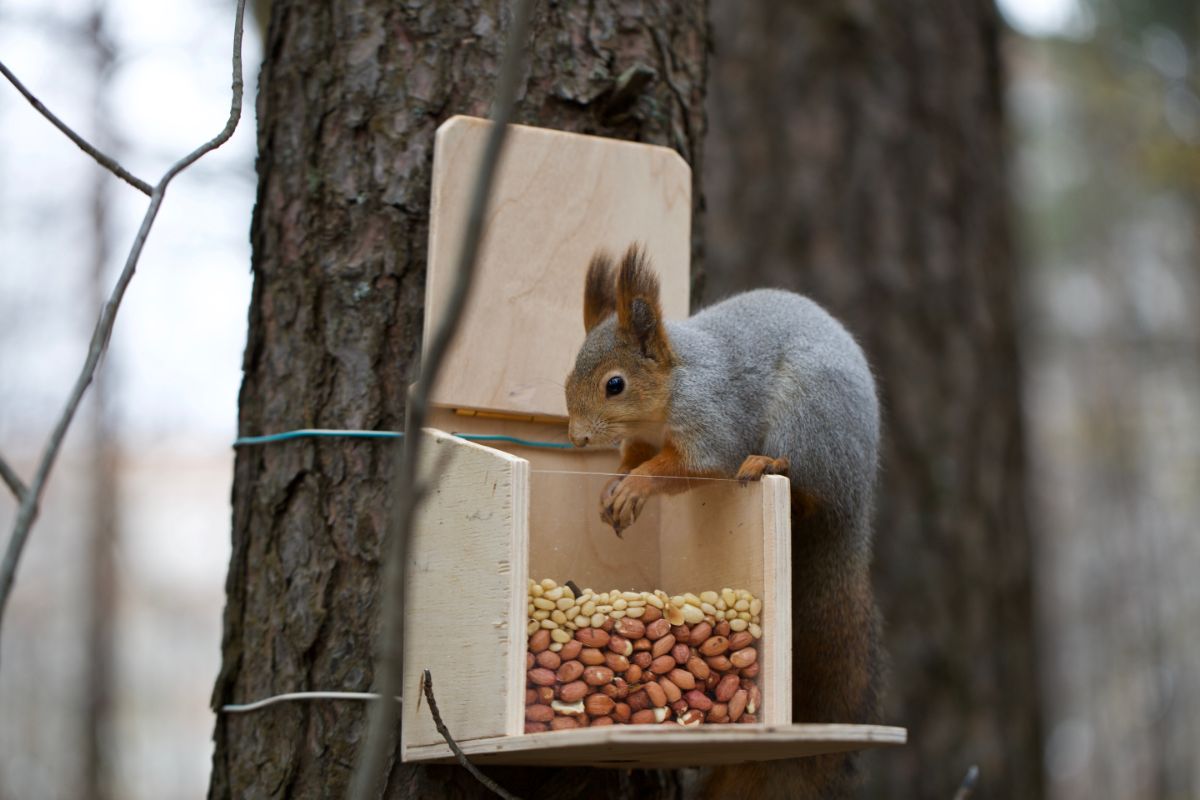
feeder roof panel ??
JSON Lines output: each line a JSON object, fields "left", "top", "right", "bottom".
{"left": 423, "top": 116, "right": 692, "bottom": 420}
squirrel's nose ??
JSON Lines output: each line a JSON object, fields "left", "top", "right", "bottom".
{"left": 569, "top": 430, "right": 589, "bottom": 448}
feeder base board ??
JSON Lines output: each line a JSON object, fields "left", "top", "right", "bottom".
{"left": 403, "top": 723, "right": 906, "bottom": 768}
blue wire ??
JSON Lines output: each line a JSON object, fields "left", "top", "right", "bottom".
{"left": 233, "top": 428, "right": 575, "bottom": 450}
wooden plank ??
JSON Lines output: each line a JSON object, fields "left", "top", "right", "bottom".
{"left": 426, "top": 408, "right": 664, "bottom": 591}
{"left": 424, "top": 115, "right": 692, "bottom": 420}
{"left": 761, "top": 475, "right": 792, "bottom": 725}
{"left": 403, "top": 724, "right": 907, "bottom": 767}
{"left": 657, "top": 478, "right": 789, "bottom": 723}
{"left": 401, "top": 429, "right": 530, "bottom": 753}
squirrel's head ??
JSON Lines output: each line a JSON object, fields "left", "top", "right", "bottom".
{"left": 565, "top": 244, "right": 675, "bottom": 448}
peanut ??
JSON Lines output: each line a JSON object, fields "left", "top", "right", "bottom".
{"left": 585, "top": 694, "right": 616, "bottom": 716}
{"left": 529, "top": 629, "right": 551, "bottom": 653}
{"left": 715, "top": 674, "right": 740, "bottom": 702}
{"left": 646, "top": 619, "right": 671, "bottom": 640}
{"left": 730, "top": 647, "right": 757, "bottom": 669}
{"left": 558, "top": 680, "right": 588, "bottom": 703}
{"left": 729, "top": 689, "right": 748, "bottom": 721}
{"left": 651, "top": 634, "right": 676, "bottom": 659}
{"left": 667, "top": 668, "right": 696, "bottom": 691}
{"left": 575, "top": 628, "right": 609, "bottom": 648}
{"left": 604, "top": 652, "right": 631, "bottom": 673}
{"left": 583, "top": 666, "right": 614, "bottom": 686}
{"left": 528, "top": 668, "right": 557, "bottom": 686}
{"left": 526, "top": 703, "right": 553, "bottom": 722}
{"left": 728, "top": 632, "right": 754, "bottom": 651}
{"left": 606, "top": 635, "right": 633, "bottom": 656}
{"left": 614, "top": 618, "right": 645, "bottom": 640}
{"left": 579, "top": 648, "right": 606, "bottom": 666}
{"left": 649, "top": 655, "right": 676, "bottom": 674}
{"left": 528, "top": 581, "right": 763, "bottom": 730}
{"left": 688, "top": 622, "right": 713, "bottom": 646}
{"left": 551, "top": 699, "right": 585, "bottom": 716}
{"left": 686, "top": 656, "right": 711, "bottom": 681}
{"left": 556, "top": 660, "right": 585, "bottom": 682}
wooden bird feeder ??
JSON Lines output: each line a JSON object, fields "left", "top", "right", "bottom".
{"left": 401, "top": 116, "right": 906, "bottom": 766}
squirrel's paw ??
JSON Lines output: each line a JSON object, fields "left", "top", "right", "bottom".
{"left": 735, "top": 455, "right": 789, "bottom": 485}
{"left": 603, "top": 474, "right": 653, "bottom": 533}
{"left": 599, "top": 476, "right": 625, "bottom": 533}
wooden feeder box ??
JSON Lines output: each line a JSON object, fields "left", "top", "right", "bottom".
{"left": 401, "top": 117, "right": 906, "bottom": 766}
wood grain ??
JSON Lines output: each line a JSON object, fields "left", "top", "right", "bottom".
{"left": 400, "top": 430, "right": 528, "bottom": 752}
{"left": 404, "top": 723, "right": 906, "bottom": 767}
{"left": 424, "top": 116, "right": 692, "bottom": 420}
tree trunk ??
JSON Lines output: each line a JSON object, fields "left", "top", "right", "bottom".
{"left": 208, "top": 2, "right": 706, "bottom": 798}
{"left": 704, "top": 2, "right": 1042, "bottom": 799}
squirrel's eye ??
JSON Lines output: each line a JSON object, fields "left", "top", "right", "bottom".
{"left": 605, "top": 376, "right": 625, "bottom": 397}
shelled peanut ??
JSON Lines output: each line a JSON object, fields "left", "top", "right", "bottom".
{"left": 524, "top": 579, "right": 763, "bottom": 731}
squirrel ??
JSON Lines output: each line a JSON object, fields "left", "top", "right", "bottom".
{"left": 564, "top": 244, "right": 884, "bottom": 799}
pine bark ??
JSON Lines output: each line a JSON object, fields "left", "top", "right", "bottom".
{"left": 208, "top": 2, "right": 706, "bottom": 798}
{"left": 704, "top": 2, "right": 1042, "bottom": 798}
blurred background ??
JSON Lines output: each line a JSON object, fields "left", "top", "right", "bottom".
{"left": 0, "top": 0, "right": 1196, "bottom": 798}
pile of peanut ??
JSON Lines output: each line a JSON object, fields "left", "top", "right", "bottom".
{"left": 525, "top": 579, "right": 763, "bottom": 731}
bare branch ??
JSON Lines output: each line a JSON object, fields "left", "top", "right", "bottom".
{"left": 0, "top": 59, "right": 153, "bottom": 195}
{"left": 0, "top": 455, "right": 27, "bottom": 502}
{"left": 347, "top": 2, "right": 535, "bottom": 797}
{"left": 0, "top": 0, "right": 248, "bottom": 659}
{"left": 421, "top": 670, "right": 522, "bottom": 800}
{"left": 952, "top": 765, "right": 980, "bottom": 800}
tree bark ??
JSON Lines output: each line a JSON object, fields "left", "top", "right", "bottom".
{"left": 208, "top": 2, "right": 706, "bottom": 798}
{"left": 704, "top": 2, "right": 1042, "bottom": 799}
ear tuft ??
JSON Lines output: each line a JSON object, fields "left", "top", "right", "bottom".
{"left": 583, "top": 250, "right": 617, "bottom": 332}
{"left": 615, "top": 243, "right": 670, "bottom": 360}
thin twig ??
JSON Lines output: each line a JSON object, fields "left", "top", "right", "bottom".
{"left": 952, "top": 765, "right": 980, "bottom": 800}
{"left": 0, "top": 0, "right": 248, "bottom": 660}
{"left": 347, "top": 2, "right": 534, "bottom": 797}
{"left": 0, "top": 59, "right": 153, "bottom": 195}
{"left": 421, "top": 670, "right": 522, "bottom": 800}
{"left": 0, "top": 455, "right": 27, "bottom": 501}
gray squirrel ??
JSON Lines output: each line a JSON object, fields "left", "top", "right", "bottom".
{"left": 565, "top": 244, "right": 884, "bottom": 798}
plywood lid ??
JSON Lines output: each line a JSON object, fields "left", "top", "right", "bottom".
{"left": 424, "top": 116, "right": 691, "bottom": 420}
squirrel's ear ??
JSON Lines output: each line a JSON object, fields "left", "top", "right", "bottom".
{"left": 583, "top": 251, "right": 617, "bottom": 333}
{"left": 616, "top": 244, "right": 670, "bottom": 361}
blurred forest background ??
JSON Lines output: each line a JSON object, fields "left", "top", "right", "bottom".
{"left": 0, "top": 0, "right": 1197, "bottom": 798}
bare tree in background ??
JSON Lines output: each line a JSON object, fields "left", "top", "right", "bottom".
{"left": 208, "top": 2, "right": 706, "bottom": 797}
{"left": 82, "top": 8, "right": 118, "bottom": 799}
{"left": 704, "top": 2, "right": 1042, "bottom": 798}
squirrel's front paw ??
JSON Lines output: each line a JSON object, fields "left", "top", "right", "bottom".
{"left": 602, "top": 474, "right": 653, "bottom": 534}
{"left": 735, "top": 454, "right": 790, "bottom": 485}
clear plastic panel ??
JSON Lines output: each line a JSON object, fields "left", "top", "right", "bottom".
{"left": 528, "top": 469, "right": 770, "bottom": 600}
{"left": 524, "top": 469, "right": 777, "bottom": 728}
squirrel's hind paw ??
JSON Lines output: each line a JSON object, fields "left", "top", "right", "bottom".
{"left": 736, "top": 455, "right": 789, "bottom": 485}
